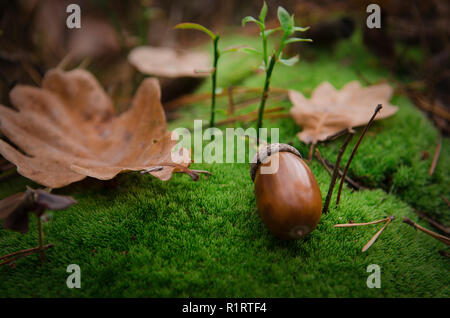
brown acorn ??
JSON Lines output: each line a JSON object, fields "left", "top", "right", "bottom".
{"left": 250, "top": 143, "right": 322, "bottom": 240}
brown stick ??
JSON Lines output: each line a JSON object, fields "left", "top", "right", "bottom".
{"left": 322, "top": 128, "right": 355, "bottom": 214}
{"left": 441, "top": 195, "right": 450, "bottom": 207}
{"left": 165, "top": 86, "right": 288, "bottom": 111}
{"left": 316, "top": 148, "right": 363, "bottom": 191}
{"left": 0, "top": 244, "right": 54, "bottom": 266}
{"left": 414, "top": 210, "right": 450, "bottom": 235}
{"left": 0, "top": 244, "right": 55, "bottom": 261}
{"left": 362, "top": 216, "right": 395, "bottom": 252}
{"left": 37, "top": 216, "right": 45, "bottom": 262}
{"left": 335, "top": 104, "right": 382, "bottom": 207}
{"left": 429, "top": 131, "right": 442, "bottom": 176}
{"left": 334, "top": 217, "right": 390, "bottom": 228}
{"left": 315, "top": 149, "right": 333, "bottom": 176}
{"left": 323, "top": 128, "right": 351, "bottom": 142}
{"left": 322, "top": 156, "right": 366, "bottom": 190}
{"left": 403, "top": 217, "right": 450, "bottom": 245}
{"left": 215, "top": 107, "right": 284, "bottom": 126}
{"left": 308, "top": 143, "right": 315, "bottom": 161}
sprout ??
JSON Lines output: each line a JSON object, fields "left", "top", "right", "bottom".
{"left": 241, "top": 2, "right": 312, "bottom": 144}
{"left": 174, "top": 23, "right": 221, "bottom": 128}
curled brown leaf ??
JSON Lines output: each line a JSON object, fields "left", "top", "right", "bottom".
{"left": 0, "top": 68, "right": 192, "bottom": 188}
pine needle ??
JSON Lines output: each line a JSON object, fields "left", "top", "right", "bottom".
{"left": 334, "top": 217, "right": 390, "bottom": 228}
{"left": 362, "top": 216, "right": 395, "bottom": 252}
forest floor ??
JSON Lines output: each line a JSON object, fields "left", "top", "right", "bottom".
{"left": 0, "top": 31, "right": 448, "bottom": 297}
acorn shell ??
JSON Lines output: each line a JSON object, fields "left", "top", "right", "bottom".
{"left": 251, "top": 143, "right": 322, "bottom": 240}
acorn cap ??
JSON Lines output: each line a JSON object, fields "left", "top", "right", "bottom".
{"left": 250, "top": 143, "right": 302, "bottom": 182}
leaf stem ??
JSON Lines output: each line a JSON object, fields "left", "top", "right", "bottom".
{"left": 210, "top": 35, "right": 220, "bottom": 128}
{"left": 0, "top": 244, "right": 54, "bottom": 267}
{"left": 335, "top": 104, "right": 382, "bottom": 208}
{"left": 256, "top": 54, "right": 276, "bottom": 145}
{"left": 37, "top": 215, "right": 45, "bottom": 262}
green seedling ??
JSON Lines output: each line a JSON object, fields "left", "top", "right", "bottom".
{"left": 174, "top": 23, "right": 237, "bottom": 128}
{"left": 242, "top": 1, "right": 312, "bottom": 144}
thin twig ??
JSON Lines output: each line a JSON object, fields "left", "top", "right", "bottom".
{"left": 20, "top": 60, "right": 41, "bottom": 86}
{"left": 0, "top": 244, "right": 55, "bottom": 261}
{"left": 56, "top": 53, "right": 73, "bottom": 70}
{"left": 355, "top": 70, "right": 372, "bottom": 86}
{"left": 308, "top": 143, "right": 315, "bottom": 161}
{"left": 334, "top": 217, "right": 390, "bottom": 228}
{"left": 336, "top": 104, "right": 382, "bottom": 208}
{"left": 0, "top": 244, "right": 54, "bottom": 266}
{"left": 322, "top": 128, "right": 355, "bottom": 214}
{"left": 37, "top": 214, "right": 45, "bottom": 262}
{"left": 429, "top": 131, "right": 442, "bottom": 176}
{"left": 315, "top": 149, "right": 333, "bottom": 176}
{"left": 403, "top": 217, "right": 450, "bottom": 245}
{"left": 441, "top": 195, "right": 450, "bottom": 207}
{"left": 165, "top": 86, "right": 288, "bottom": 111}
{"left": 414, "top": 210, "right": 450, "bottom": 235}
{"left": 215, "top": 107, "right": 284, "bottom": 126}
{"left": 321, "top": 155, "right": 366, "bottom": 190}
{"left": 362, "top": 215, "right": 395, "bottom": 252}
{"left": 322, "top": 128, "right": 351, "bottom": 142}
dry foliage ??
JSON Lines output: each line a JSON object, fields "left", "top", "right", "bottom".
{"left": 0, "top": 187, "right": 76, "bottom": 234}
{"left": 128, "top": 46, "right": 210, "bottom": 78}
{"left": 0, "top": 69, "right": 192, "bottom": 188}
{"left": 289, "top": 81, "right": 398, "bottom": 144}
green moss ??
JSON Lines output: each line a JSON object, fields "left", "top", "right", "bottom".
{"left": 0, "top": 30, "right": 448, "bottom": 297}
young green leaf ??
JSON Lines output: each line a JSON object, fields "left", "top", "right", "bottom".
{"left": 239, "top": 47, "right": 263, "bottom": 57}
{"left": 263, "top": 27, "right": 281, "bottom": 37}
{"left": 259, "top": 1, "right": 268, "bottom": 23}
{"left": 221, "top": 45, "right": 249, "bottom": 54}
{"left": 242, "top": 16, "right": 263, "bottom": 28}
{"left": 278, "top": 55, "right": 299, "bottom": 66}
{"left": 284, "top": 37, "right": 313, "bottom": 44}
{"left": 174, "top": 22, "right": 216, "bottom": 39}
{"left": 294, "top": 26, "right": 310, "bottom": 32}
{"left": 277, "top": 6, "right": 293, "bottom": 35}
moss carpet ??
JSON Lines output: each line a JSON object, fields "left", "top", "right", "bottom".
{"left": 0, "top": 31, "right": 448, "bottom": 297}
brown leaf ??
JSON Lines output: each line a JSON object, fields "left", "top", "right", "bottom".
{"left": 0, "top": 192, "right": 32, "bottom": 233}
{"left": 289, "top": 81, "right": 398, "bottom": 144}
{"left": 128, "top": 46, "right": 210, "bottom": 78}
{"left": 0, "top": 188, "right": 76, "bottom": 233}
{"left": 33, "top": 189, "right": 77, "bottom": 211}
{"left": 0, "top": 68, "right": 191, "bottom": 188}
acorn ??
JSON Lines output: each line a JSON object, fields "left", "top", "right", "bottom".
{"left": 250, "top": 143, "right": 322, "bottom": 240}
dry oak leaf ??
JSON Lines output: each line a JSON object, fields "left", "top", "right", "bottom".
{"left": 0, "top": 68, "right": 192, "bottom": 188}
{"left": 128, "top": 46, "right": 210, "bottom": 78}
{"left": 289, "top": 81, "right": 398, "bottom": 144}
